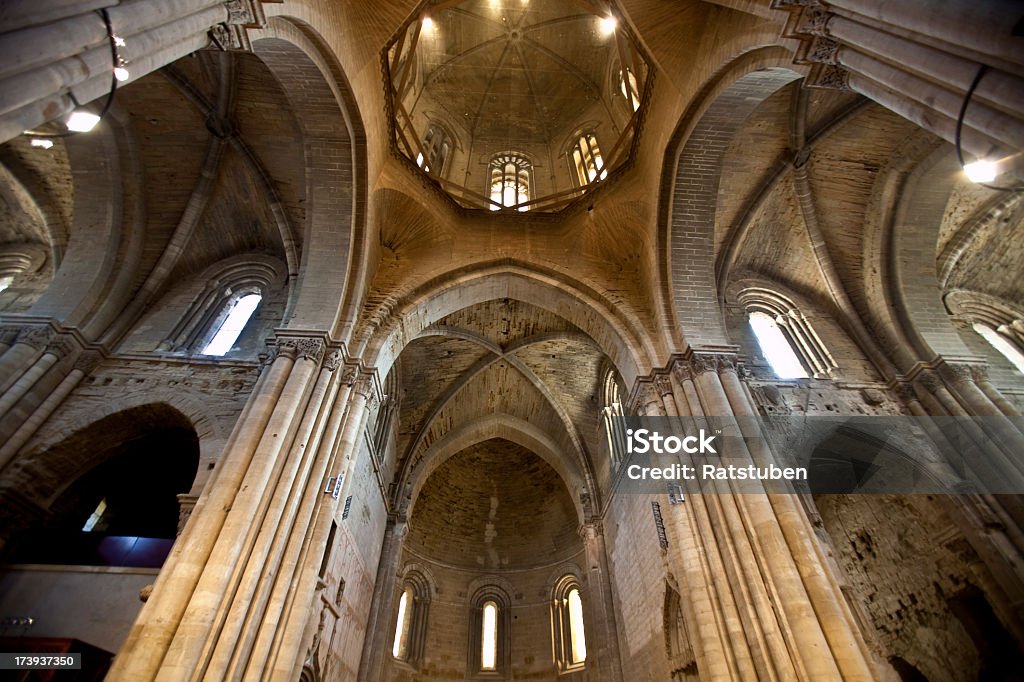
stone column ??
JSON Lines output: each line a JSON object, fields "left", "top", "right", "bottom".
{"left": 357, "top": 514, "right": 409, "bottom": 682}
{"left": 716, "top": 358, "right": 877, "bottom": 680}
{"left": 270, "top": 366, "right": 374, "bottom": 681}
{"left": 0, "top": 333, "right": 75, "bottom": 447}
{"left": 774, "top": 0, "right": 1024, "bottom": 161}
{"left": 0, "top": 326, "right": 53, "bottom": 395}
{"left": 663, "top": 362, "right": 756, "bottom": 681}
{"left": 652, "top": 350, "right": 877, "bottom": 680}
{"left": 580, "top": 521, "right": 624, "bottom": 682}
{"left": 0, "top": 1, "right": 271, "bottom": 143}
{"left": 107, "top": 334, "right": 318, "bottom": 681}
{"left": 0, "top": 350, "right": 102, "bottom": 469}
{"left": 202, "top": 345, "right": 345, "bottom": 682}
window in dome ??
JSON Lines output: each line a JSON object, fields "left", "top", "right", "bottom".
{"left": 488, "top": 154, "right": 532, "bottom": 211}
{"left": 572, "top": 133, "right": 607, "bottom": 185}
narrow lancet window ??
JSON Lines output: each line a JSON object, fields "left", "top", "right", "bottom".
{"left": 749, "top": 311, "right": 808, "bottom": 379}
{"left": 568, "top": 588, "right": 587, "bottom": 664}
{"left": 393, "top": 587, "right": 412, "bottom": 659}
{"left": 974, "top": 323, "right": 1024, "bottom": 373}
{"left": 202, "top": 293, "right": 262, "bottom": 356}
{"left": 481, "top": 600, "right": 498, "bottom": 670}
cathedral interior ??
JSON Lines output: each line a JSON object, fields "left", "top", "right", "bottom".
{"left": 0, "top": 1, "right": 1023, "bottom": 680}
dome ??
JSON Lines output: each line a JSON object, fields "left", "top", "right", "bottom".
{"left": 385, "top": 0, "right": 652, "bottom": 212}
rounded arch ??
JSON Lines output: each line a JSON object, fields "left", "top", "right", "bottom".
{"left": 8, "top": 393, "right": 224, "bottom": 510}
{"left": 657, "top": 47, "right": 800, "bottom": 351}
{"left": 887, "top": 145, "right": 978, "bottom": 366}
{"left": 2, "top": 401, "right": 205, "bottom": 525}
{"left": 25, "top": 106, "right": 147, "bottom": 339}
{"left": 248, "top": 16, "right": 368, "bottom": 336}
{"left": 400, "top": 413, "right": 587, "bottom": 524}
{"left": 355, "top": 260, "right": 657, "bottom": 389}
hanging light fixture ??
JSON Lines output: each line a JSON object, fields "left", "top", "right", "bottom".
{"left": 22, "top": 8, "right": 127, "bottom": 143}
{"left": 954, "top": 64, "right": 1021, "bottom": 192}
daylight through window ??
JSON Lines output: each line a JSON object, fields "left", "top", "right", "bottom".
{"left": 974, "top": 323, "right": 1024, "bottom": 373}
{"left": 202, "top": 293, "right": 262, "bottom": 356}
{"left": 481, "top": 601, "right": 498, "bottom": 670}
{"left": 749, "top": 311, "right": 808, "bottom": 379}
{"left": 489, "top": 154, "right": 531, "bottom": 211}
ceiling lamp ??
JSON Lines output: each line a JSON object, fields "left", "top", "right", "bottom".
{"left": 963, "top": 159, "right": 998, "bottom": 184}
{"left": 21, "top": 8, "right": 126, "bottom": 144}
{"left": 955, "top": 64, "right": 1021, "bottom": 191}
{"left": 65, "top": 110, "right": 101, "bottom": 133}
{"left": 599, "top": 16, "right": 617, "bottom": 35}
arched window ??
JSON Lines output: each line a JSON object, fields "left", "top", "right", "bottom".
{"left": 481, "top": 600, "right": 498, "bottom": 670}
{"left": 488, "top": 153, "right": 532, "bottom": 211}
{"left": 571, "top": 133, "right": 606, "bottom": 186}
{"left": 601, "top": 368, "right": 626, "bottom": 467}
{"left": 945, "top": 290, "right": 1024, "bottom": 375}
{"left": 469, "top": 585, "right": 510, "bottom": 675}
{"left": 392, "top": 571, "right": 430, "bottom": 668}
{"left": 201, "top": 292, "right": 262, "bottom": 356}
{"left": 619, "top": 68, "right": 640, "bottom": 111}
{"left": 551, "top": 575, "right": 587, "bottom": 671}
{"left": 737, "top": 286, "right": 837, "bottom": 379}
{"left": 749, "top": 312, "right": 808, "bottom": 379}
{"left": 973, "top": 323, "right": 1024, "bottom": 374}
{"left": 416, "top": 123, "right": 452, "bottom": 177}
{"left": 159, "top": 255, "right": 285, "bottom": 356}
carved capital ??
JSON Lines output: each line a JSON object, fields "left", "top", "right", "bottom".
{"left": 295, "top": 337, "right": 326, "bottom": 364}
{"left": 17, "top": 327, "right": 55, "bottom": 350}
{"left": 176, "top": 493, "right": 199, "bottom": 536}
{"left": 654, "top": 375, "right": 673, "bottom": 397}
{"left": 224, "top": 0, "right": 258, "bottom": 25}
{"left": 323, "top": 350, "right": 344, "bottom": 372}
{"left": 45, "top": 336, "right": 76, "bottom": 359}
{"left": 340, "top": 365, "right": 360, "bottom": 387}
{"left": 672, "top": 361, "right": 692, "bottom": 384}
{"left": 354, "top": 373, "right": 376, "bottom": 400}
{"left": 690, "top": 354, "right": 719, "bottom": 376}
{"left": 691, "top": 352, "right": 737, "bottom": 376}
{"left": 275, "top": 338, "right": 299, "bottom": 359}
{"left": 969, "top": 364, "right": 990, "bottom": 384}
{"left": 73, "top": 350, "right": 103, "bottom": 374}
{"left": 795, "top": 5, "right": 832, "bottom": 36}
{"left": 893, "top": 383, "right": 918, "bottom": 403}
{"left": 0, "top": 325, "right": 22, "bottom": 345}
{"left": 940, "top": 362, "right": 976, "bottom": 385}
{"left": 915, "top": 371, "right": 944, "bottom": 394}
{"left": 807, "top": 36, "right": 839, "bottom": 64}
{"left": 807, "top": 64, "right": 851, "bottom": 90}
